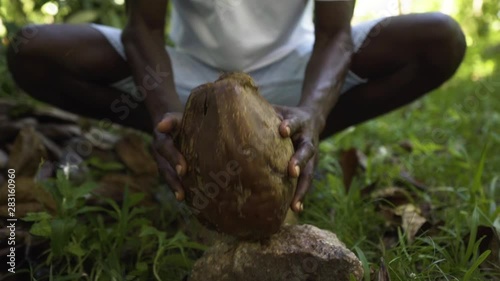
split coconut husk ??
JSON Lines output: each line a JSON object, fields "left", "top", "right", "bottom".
{"left": 177, "top": 73, "right": 296, "bottom": 239}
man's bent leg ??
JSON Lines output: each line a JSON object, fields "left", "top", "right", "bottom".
{"left": 7, "top": 24, "right": 153, "bottom": 132}
{"left": 321, "top": 12, "right": 466, "bottom": 139}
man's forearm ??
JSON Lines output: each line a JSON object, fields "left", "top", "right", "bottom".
{"left": 122, "top": 29, "right": 181, "bottom": 124}
{"left": 122, "top": 0, "right": 181, "bottom": 126}
{"left": 298, "top": 0, "right": 355, "bottom": 131}
{"left": 299, "top": 29, "right": 353, "bottom": 130}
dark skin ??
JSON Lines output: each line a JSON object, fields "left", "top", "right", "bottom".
{"left": 124, "top": 0, "right": 355, "bottom": 213}
{"left": 6, "top": 1, "right": 466, "bottom": 213}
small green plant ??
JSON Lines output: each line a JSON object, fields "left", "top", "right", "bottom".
{"left": 22, "top": 170, "right": 205, "bottom": 281}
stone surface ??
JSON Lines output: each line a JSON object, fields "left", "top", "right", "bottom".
{"left": 189, "top": 224, "right": 364, "bottom": 281}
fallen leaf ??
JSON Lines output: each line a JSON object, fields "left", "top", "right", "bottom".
{"left": 339, "top": 148, "right": 366, "bottom": 191}
{"left": 394, "top": 204, "right": 427, "bottom": 243}
{"left": 371, "top": 187, "right": 413, "bottom": 207}
{"left": 115, "top": 134, "right": 158, "bottom": 176}
{"left": 8, "top": 126, "right": 48, "bottom": 177}
{"left": 378, "top": 205, "right": 402, "bottom": 227}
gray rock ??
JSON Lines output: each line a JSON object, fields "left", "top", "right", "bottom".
{"left": 190, "top": 224, "right": 363, "bottom": 281}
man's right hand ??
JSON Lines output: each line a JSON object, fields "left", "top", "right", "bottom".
{"left": 153, "top": 112, "right": 187, "bottom": 201}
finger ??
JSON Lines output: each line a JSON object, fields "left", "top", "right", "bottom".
{"left": 288, "top": 139, "right": 315, "bottom": 178}
{"left": 279, "top": 116, "right": 302, "bottom": 138}
{"left": 155, "top": 153, "right": 185, "bottom": 201}
{"left": 291, "top": 159, "right": 315, "bottom": 213}
{"left": 156, "top": 113, "right": 182, "bottom": 134}
{"left": 154, "top": 136, "right": 187, "bottom": 177}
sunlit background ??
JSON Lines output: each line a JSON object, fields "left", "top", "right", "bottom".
{"left": 0, "top": 0, "right": 499, "bottom": 81}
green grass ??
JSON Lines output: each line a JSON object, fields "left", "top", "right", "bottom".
{"left": 299, "top": 35, "right": 500, "bottom": 280}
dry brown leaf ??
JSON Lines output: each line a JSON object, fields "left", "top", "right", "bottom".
{"left": 339, "top": 148, "right": 366, "bottom": 191}
{"left": 378, "top": 205, "right": 402, "bottom": 227}
{"left": 115, "top": 134, "right": 158, "bottom": 176}
{"left": 371, "top": 187, "right": 413, "bottom": 207}
{"left": 394, "top": 204, "right": 427, "bottom": 243}
{"left": 8, "top": 126, "right": 48, "bottom": 177}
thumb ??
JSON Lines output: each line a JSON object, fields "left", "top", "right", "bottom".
{"left": 157, "top": 113, "right": 183, "bottom": 134}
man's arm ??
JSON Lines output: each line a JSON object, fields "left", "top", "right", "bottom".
{"left": 121, "top": 0, "right": 182, "bottom": 126}
{"left": 122, "top": 0, "right": 187, "bottom": 201}
{"left": 298, "top": 0, "right": 355, "bottom": 129}
{"left": 277, "top": 1, "right": 356, "bottom": 212}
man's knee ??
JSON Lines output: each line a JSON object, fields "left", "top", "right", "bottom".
{"left": 7, "top": 25, "right": 43, "bottom": 59}
{"left": 7, "top": 24, "right": 46, "bottom": 80}
{"left": 424, "top": 13, "right": 466, "bottom": 77}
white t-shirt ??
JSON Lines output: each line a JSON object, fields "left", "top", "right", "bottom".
{"left": 170, "top": 0, "right": 315, "bottom": 72}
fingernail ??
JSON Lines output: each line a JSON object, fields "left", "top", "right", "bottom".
{"left": 175, "top": 191, "right": 182, "bottom": 201}
{"left": 176, "top": 164, "right": 183, "bottom": 176}
{"left": 294, "top": 165, "right": 300, "bottom": 177}
{"left": 294, "top": 201, "right": 301, "bottom": 211}
{"left": 285, "top": 126, "right": 290, "bottom": 136}
{"left": 300, "top": 202, "right": 304, "bottom": 212}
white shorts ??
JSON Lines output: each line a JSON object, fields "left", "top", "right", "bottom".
{"left": 91, "top": 18, "right": 386, "bottom": 107}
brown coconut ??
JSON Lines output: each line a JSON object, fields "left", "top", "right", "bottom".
{"left": 177, "top": 72, "right": 296, "bottom": 239}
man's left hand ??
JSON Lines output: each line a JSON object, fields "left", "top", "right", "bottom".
{"left": 274, "top": 105, "right": 325, "bottom": 213}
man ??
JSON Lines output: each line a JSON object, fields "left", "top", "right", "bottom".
{"left": 7, "top": 0, "right": 466, "bottom": 213}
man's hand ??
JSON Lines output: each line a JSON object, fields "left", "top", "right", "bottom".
{"left": 274, "top": 105, "right": 324, "bottom": 213}
{"left": 154, "top": 113, "right": 187, "bottom": 201}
